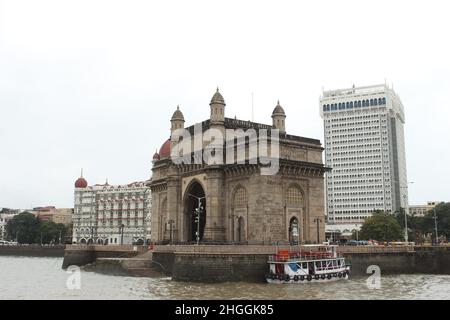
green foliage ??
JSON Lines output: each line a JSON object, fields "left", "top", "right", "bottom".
{"left": 5, "top": 212, "right": 39, "bottom": 244}
{"left": 6, "top": 212, "right": 70, "bottom": 244}
{"left": 394, "top": 202, "right": 450, "bottom": 242}
{"left": 358, "top": 211, "right": 403, "bottom": 242}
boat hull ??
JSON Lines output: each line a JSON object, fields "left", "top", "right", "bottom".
{"left": 265, "top": 267, "right": 351, "bottom": 284}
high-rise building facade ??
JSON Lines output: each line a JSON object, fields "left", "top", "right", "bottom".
{"left": 73, "top": 173, "right": 152, "bottom": 245}
{"left": 320, "top": 84, "right": 408, "bottom": 235}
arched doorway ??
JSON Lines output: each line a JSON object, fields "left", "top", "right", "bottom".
{"left": 232, "top": 186, "right": 248, "bottom": 242}
{"left": 80, "top": 238, "right": 87, "bottom": 245}
{"left": 237, "top": 217, "right": 245, "bottom": 243}
{"left": 289, "top": 217, "right": 300, "bottom": 245}
{"left": 184, "top": 181, "right": 206, "bottom": 243}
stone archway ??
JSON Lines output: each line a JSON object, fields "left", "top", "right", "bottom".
{"left": 184, "top": 180, "right": 206, "bottom": 243}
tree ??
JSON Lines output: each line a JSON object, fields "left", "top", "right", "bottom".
{"left": 394, "top": 209, "right": 426, "bottom": 242}
{"left": 6, "top": 212, "right": 71, "bottom": 245}
{"left": 393, "top": 202, "right": 450, "bottom": 243}
{"left": 422, "top": 202, "right": 450, "bottom": 242}
{"left": 358, "top": 211, "right": 403, "bottom": 242}
{"left": 6, "top": 212, "right": 40, "bottom": 244}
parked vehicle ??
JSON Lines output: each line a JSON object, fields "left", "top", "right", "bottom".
{"left": 0, "top": 240, "right": 18, "bottom": 245}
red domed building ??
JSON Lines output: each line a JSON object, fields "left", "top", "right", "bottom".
{"left": 73, "top": 170, "right": 151, "bottom": 246}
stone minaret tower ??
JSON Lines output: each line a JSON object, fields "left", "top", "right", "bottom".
{"left": 272, "top": 100, "right": 286, "bottom": 133}
{"left": 210, "top": 87, "right": 226, "bottom": 126}
{"left": 170, "top": 105, "right": 185, "bottom": 134}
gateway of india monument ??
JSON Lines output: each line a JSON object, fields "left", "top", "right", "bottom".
{"left": 150, "top": 89, "right": 328, "bottom": 245}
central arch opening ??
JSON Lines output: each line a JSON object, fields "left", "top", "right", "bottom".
{"left": 185, "top": 181, "right": 206, "bottom": 243}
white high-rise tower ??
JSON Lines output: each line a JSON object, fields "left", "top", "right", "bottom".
{"left": 320, "top": 84, "right": 408, "bottom": 236}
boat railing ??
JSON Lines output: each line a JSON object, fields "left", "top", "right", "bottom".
{"left": 268, "top": 251, "right": 343, "bottom": 262}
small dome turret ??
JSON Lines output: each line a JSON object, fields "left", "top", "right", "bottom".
{"left": 272, "top": 100, "right": 285, "bottom": 116}
{"left": 210, "top": 87, "right": 225, "bottom": 106}
{"left": 272, "top": 100, "right": 286, "bottom": 133}
{"left": 153, "top": 149, "right": 160, "bottom": 161}
{"left": 171, "top": 105, "right": 185, "bottom": 121}
{"left": 170, "top": 105, "right": 185, "bottom": 132}
{"left": 210, "top": 87, "right": 226, "bottom": 125}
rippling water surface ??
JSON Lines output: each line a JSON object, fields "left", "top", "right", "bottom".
{"left": 0, "top": 256, "right": 449, "bottom": 300}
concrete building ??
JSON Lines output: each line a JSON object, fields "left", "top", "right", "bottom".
{"left": 0, "top": 208, "right": 20, "bottom": 240}
{"left": 32, "top": 207, "right": 73, "bottom": 225}
{"left": 320, "top": 84, "right": 408, "bottom": 236}
{"left": 73, "top": 174, "right": 152, "bottom": 245}
{"left": 409, "top": 201, "right": 443, "bottom": 217}
{"left": 150, "top": 89, "right": 328, "bottom": 245}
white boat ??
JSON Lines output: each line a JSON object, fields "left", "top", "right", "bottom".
{"left": 265, "top": 245, "right": 351, "bottom": 284}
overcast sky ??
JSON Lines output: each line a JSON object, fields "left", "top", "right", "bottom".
{"left": 1, "top": 0, "right": 449, "bottom": 209}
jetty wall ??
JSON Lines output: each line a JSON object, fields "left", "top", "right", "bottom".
{"left": 62, "top": 245, "right": 147, "bottom": 269}
{"left": 0, "top": 245, "right": 65, "bottom": 257}
{"left": 151, "top": 245, "right": 450, "bottom": 282}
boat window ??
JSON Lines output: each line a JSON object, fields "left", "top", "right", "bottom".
{"left": 302, "top": 262, "right": 307, "bottom": 269}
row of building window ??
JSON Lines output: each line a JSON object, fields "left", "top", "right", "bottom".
{"left": 327, "top": 139, "right": 387, "bottom": 146}
{"left": 332, "top": 191, "right": 386, "bottom": 196}
{"left": 330, "top": 181, "right": 390, "bottom": 188}
{"left": 325, "top": 113, "right": 388, "bottom": 122}
{"left": 331, "top": 186, "right": 391, "bottom": 191}
{"left": 330, "top": 209, "right": 392, "bottom": 215}
{"left": 331, "top": 203, "right": 389, "bottom": 208}
{"left": 323, "top": 97, "right": 387, "bottom": 112}
{"left": 329, "top": 217, "right": 369, "bottom": 221}
{"left": 327, "top": 119, "right": 383, "bottom": 128}
{"left": 331, "top": 160, "right": 385, "bottom": 167}
{"left": 331, "top": 155, "right": 389, "bottom": 162}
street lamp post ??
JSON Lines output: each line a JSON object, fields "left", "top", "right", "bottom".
{"left": 187, "top": 194, "right": 206, "bottom": 245}
{"left": 119, "top": 224, "right": 125, "bottom": 245}
{"left": 313, "top": 218, "right": 322, "bottom": 244}
{"left": 330, "top": 210, "right": 335, "bottom": 243}
{"left": 399, "top": 182, "right": 414, "bottom": 244}
{"left": 402, "top": 194, "right": 409, "bottom": 243}
{"left": 433, "top": 208, "right": 439, "bottom": 245}
{"left": 168, "top": 219, "right": 175, "bottom": 245}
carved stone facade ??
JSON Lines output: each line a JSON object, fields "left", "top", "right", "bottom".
{"left": 150, "top": 89, "right": 328, "bottom": 244}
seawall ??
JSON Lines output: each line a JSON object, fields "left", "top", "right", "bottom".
{"left": 0, "top": 245, "right": 65, "bottom": 257}
{"left": 151, "top": 245, "right": 450, "bottom": 283}
{"left": 62, "top": 245, "right": 147, "bottom": 269}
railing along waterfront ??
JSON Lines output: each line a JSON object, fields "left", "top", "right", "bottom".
{"left": 152, "top": 244, "right": 420, "bottom": 255}
{"left": 65, "top": 244, "right": 148, "bottom": 253}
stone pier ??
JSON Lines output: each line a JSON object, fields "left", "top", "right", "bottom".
{"left": 151, "top": 245, "right": 450, "bottom": 282}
